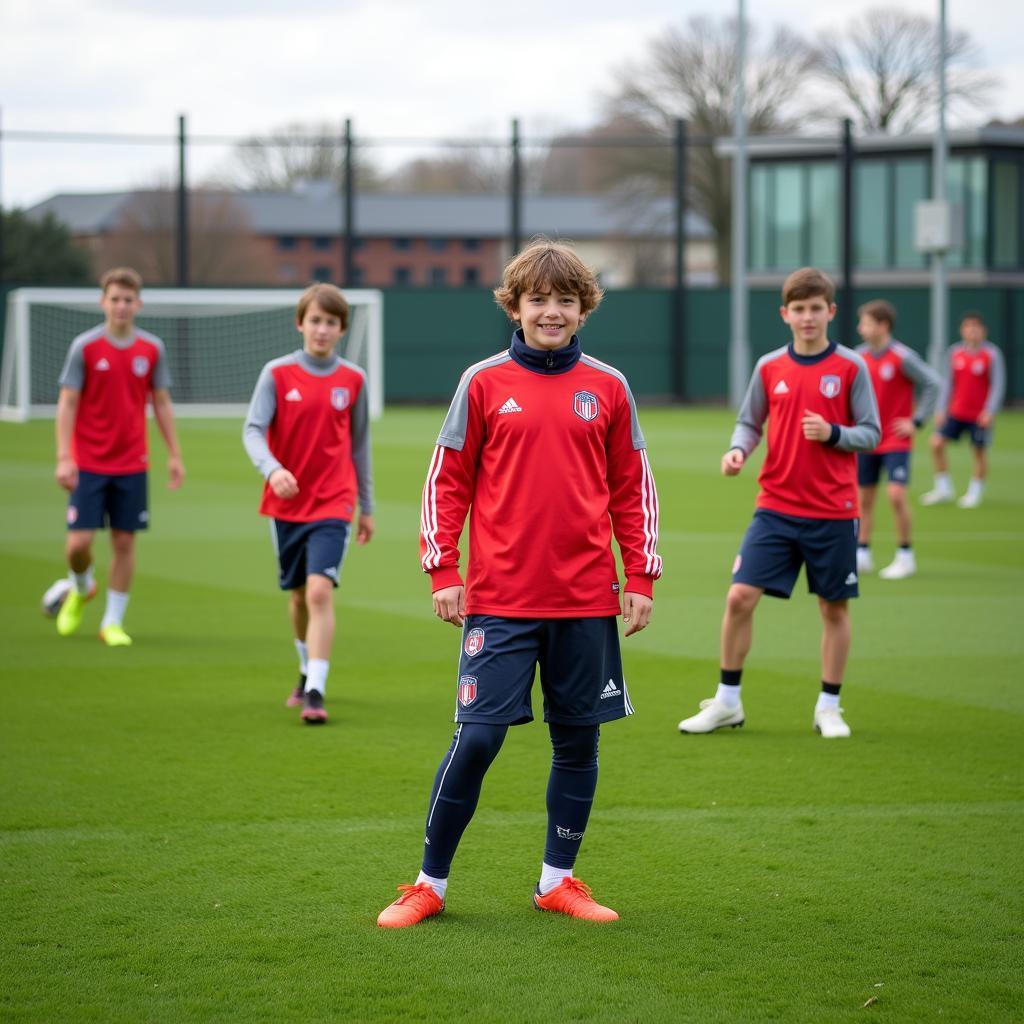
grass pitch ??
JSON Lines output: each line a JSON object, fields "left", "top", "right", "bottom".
{"left": 1, "top": 408, "right": 1021, "bottom": 1022}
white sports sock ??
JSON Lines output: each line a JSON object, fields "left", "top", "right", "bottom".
{"left": 715, "top": 683, "right": 741, "bottom": 708}
{"left": 70, "top": 565, "right": 94, "bottom": 596}
{"left": 966, "top": 478, "right": 984, "bottom": 498}
{"left": 816, "top": 691, "right": 840, "bottom": 711}
{"left": 416, "top": 870, "right": 447, "bottom": 901}
{"left": 539, "top": 863, "right": 573, "bottom": 895}
{"left": 294, "top": 639, "right": 309, "bottom": 675}
{"left": 100, "top": 590, "right": 129, "bottom": 629}
{"left": 305, "top": 658, "right": 328, "bottom": 696}
{"left": 934, "top": 472, "right": 952, "bottom": 492}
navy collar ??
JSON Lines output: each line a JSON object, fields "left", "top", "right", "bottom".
{"left": 787, "top": 339, "right": 837, "bottom": 365}
{"left": 508, "top": 329, "right": 581, "bottom": 375}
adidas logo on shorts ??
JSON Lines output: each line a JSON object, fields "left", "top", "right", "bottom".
{"left": 600, "top": 679, "right": 622, "bottom": 699}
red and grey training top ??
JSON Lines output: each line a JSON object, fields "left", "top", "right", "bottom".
{"left": 58, "top": 324, "right": 171, "bottom": 475}
{"left": 243, "top": 350, "right": 374, "bottom": 523}
{"left": 420, "top": 331, "right": 662, "bottom": 619}
{"left": 856, "top": 340, "right": 941, "bottom": 454}
{"left": 730, "top": 340, "right": 881, "bottom": 520}
{"left": 938, "top": 341, "right": 1005, "bottom": 423}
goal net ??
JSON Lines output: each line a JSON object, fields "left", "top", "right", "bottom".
{"left": 0, "top": 288, "right": 384, "bottom": 422}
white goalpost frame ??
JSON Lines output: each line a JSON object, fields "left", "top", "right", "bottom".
{"left": 0, "top": 287, "right": 385, "bottom": 422}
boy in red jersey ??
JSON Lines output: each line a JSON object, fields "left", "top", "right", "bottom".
{"left": 854, "top": 300, "right": 940, "bottom": 580}
{"left": 243, "top": 283, "right": 374, "bottom": 725}
{"left": 921, "top": 312, "right": 1005, "bottom": 509}
{"left": 377, "top": 240, "right": 661, "bottom": 928}
{"left": 54, "top": 267, "right": 185, "bottom": 646}
{"left": 678, "top": 268, "right": 879, "bottom": 740}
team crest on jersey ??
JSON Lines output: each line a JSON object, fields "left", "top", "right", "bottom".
{"left": 132, "top": 356, "right": 150, "bottom": 378}
{"left": 458, "top": 675, "right": 478, "bottom": 706}
{"left": 573, "top": 391, "right": 599, "bottom": 422}
{"left": 331, "top": 386, "right": 351, "bottom": 410}
{"left": 880, "top": 362, "right": 896, "bottom": 381}
{"left": 819, "top": 374, "right": 841, "bottom": 398}
{"left": 464, "top": 627, "right": 485, "bottom": 657}
{"left": 971, "top": 359, "right": 986, "bottom": 375}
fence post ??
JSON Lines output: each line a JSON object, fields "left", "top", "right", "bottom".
{"left": 510, "top": 118, "right": 522, "bottom": 258}
{"left": 840, "top": 118, "right": 855, "bottom": 344}
{"left": 176, "top": 114, "right": 188, "bottom": 287}
{"left": 343, "top": 118, "right": 355, "bottom": 286}
{"left": 673, "top": 118, "right": 688, "bottom": 400}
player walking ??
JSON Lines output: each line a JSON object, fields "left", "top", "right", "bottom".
{"left": 54, "top": 267, "right": 184, "bottom": 646}
{"left": 678, "top": 268, "right": 879, "bottom": 739}
{"left": 243, "top": 283, "right": 374, "bottom": 724}
{"left": 377, "top": 240, "right": 661, "bottom": 927}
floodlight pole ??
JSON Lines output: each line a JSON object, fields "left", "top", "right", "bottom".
{"left": 840, "top": 119, "right": 855, "bottom": 344}
{"left": 729, "top": 0, "right": 750, "bottom": 408}
{"left": 343, "top": 118, "right": 355, "bottom": 286}
{"left": 673, "top": 117, "right": 688, "bottom": 401}
{"left": 928, "top": 0, "right": 949, "bottom": 369}
{"left": 176, "top": 114, "right": 188, "bottom": 287}
{"left": 510, "top": 118, "right": 522, "bottom": 257}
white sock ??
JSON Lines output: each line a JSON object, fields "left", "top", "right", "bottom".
{"left": 934, "top": 472, "right": 952, "bottom": 493}
{"left": 715, "top": 683, "right": 741, "bottom": 708}
{"left": 69, "top": 565, "right": 94, "bottom": 596}
{"left": 816, "top": 691, "right": 840, "bottom": 711}
{"left": 539, "top": 863, "right": 573, "bottom": 895}
{"left": 294, "top": 639, "right": 309, "bottom": 675}
{"left": 416, "top": 870, "right": 447, "bottom": 901}
{"left": 305, "top": 658, "right": 328, "bottom": 696}
{"left": 966, "top": 478, "right": 984, "bottom": 498}
{"left": 100, "top": 590, "right": 129, "bottom": 629}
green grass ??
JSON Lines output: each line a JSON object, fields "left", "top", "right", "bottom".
{"left": 1, "top": 408, "right": 1022, "bottom": 1022}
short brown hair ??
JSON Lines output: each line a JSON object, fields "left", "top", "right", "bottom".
{"left": 858, "top": 299, "right": 897, "bottom": 329}
{"left": 494, "top": 238, "right": 604, "bottom": 319}
{"left": 296, "top": 283, "right": 350, "bottom": 332}
{"left": 100, "top": 267, "right": 142, "bottom": 294}
{"left": 960, "top": 310, "right": 986, "bottom": 327}
{"left": 782, "top": 267, "right": 835, "bottom": 305}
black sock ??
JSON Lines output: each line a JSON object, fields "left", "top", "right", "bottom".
{"left": 900, "top": 544, "right": 912, "bottom": 551}
{"left": 821, "top": 681, "right": 841, "bottom": 696}
{"left": 720, "top": 668, "right": 742, "bottom": 688}
{"left": 857, "top": 542, "right": 869, "bottom": 550}
{"left": 544, "top": 723, "right": 600, "bottom": 871}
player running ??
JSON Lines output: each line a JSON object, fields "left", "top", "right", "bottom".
{"left": 243, "top": 283, "right": 374, "bottom": 725}
{"left": 377, "top": 240, "right": 661, "bottom": 927}
{"left": 678, "top": 268, "right": 879, "bottom": 740}
{"left": 54, "top": 267, "right": 185, "bottom": 646}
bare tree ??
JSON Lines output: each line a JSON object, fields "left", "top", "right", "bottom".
{"left": 383, "top": 147, "right": 510, "bottom": 192}
{"left": 815, "top": 8, "right": 998, "bottom": 133}
{"left": 602, "top": 16, "right": 818, "bottom": 281}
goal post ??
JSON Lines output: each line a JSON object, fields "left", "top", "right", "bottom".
{"left": 0, "top": 287, "right": 384, "bottom": 422}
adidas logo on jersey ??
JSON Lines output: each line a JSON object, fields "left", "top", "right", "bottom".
{"left": 498, "top": 397, "right": 522, "bottom": 414}
{"left": 773, "top": 380, "right": 790, "bottom": 395}
{"left": 845, "top": 572, "right": 858, "bottom": 585}
{"left": 600, "top": 678, "right": 622, "bottom": 699}
{"left": 96, "top": 358, "right": 110, "bottom": 371}
{"left": 285, "top": 388, "right": 302, "bottom": 402}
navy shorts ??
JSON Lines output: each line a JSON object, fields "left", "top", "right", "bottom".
{"left": 271, "top": 518, "right": 350, "bottom": 591}
{"left": 453, "top": 614, "right": 631, "bottom": 727}
{"left": 67, "top": 471, "right": 148, "bottom": 532}
{"left": 732, "top": 509, "right": 859, "bottom": 602}
{"left": 939, "top": 415, "right": 991, "bottom": 448}
{"left": 857, "top": 451, "right": 911, "bottom": 487}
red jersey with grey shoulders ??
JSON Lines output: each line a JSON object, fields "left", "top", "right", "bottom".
{"left": 242, "top": 350, "right": 374, "bottom": 523}
{"left": 420, "top": 333, "right": 661, "bottom": 618}
{"left": 856, "top": 340, "right": 941, "bottom": 453}
{"left": 939, "top": 341, "right": 1005, "bottom": 423}
{"left": 57, "top": 324, "right": 171, "bottom": 475}
{"left": 731, "top": 341, "right": 880, "bottom": 519}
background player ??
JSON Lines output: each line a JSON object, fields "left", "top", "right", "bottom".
{"left": 377, "top": 240, "right": 661, "bottom": 928}
{"left": 854, "top": 300, "right": 940, "bottom": 580}
{"left": 921, "top": 311, "right": 1006, "bottom": 509}
{"left": 678, "top": 268, "right": 879, "bottom": 739}
{"left": 54, "top": 267, "right": 184, "bottom": 646}
{"left": 243, "top": 283, "right": 374, "bottom": 725}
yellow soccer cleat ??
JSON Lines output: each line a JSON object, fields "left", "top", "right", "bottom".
{"left": 55, "top": 583, "right": 97, "bottom": 637}
{"left": 99, "top": 624, "right": 133, "bottom": 647}
{"left": 377, "top": 883, "right": 444, "bottom": 929}
{"left": 532, "top": 877, "right": 619, "bottom": 922}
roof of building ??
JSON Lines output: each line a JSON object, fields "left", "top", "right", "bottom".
{"left": 25, "top": 188, "right": 713, "bottom": 240}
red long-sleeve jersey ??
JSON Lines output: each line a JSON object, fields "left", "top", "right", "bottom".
{"left": 420, "top": 345, "right": 661, "bottom": 618}
{"left": 856, "top": 340, "right": 940, "bottom": 453}
{"left": 941, "top": 341, "right": 1006, "bottom": 423}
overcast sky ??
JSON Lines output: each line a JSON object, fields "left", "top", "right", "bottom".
{"left": 2, "top": 0, "right": 1022, "bottom": 208}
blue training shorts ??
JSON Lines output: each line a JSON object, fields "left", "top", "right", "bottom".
{"left": 732, "top": 509, "right": 859, "bottom": 602}
{"left": 453, "top": 614, "right": 631, "bottom": 727}
{"left": 939, "top": 415, "right": 991, "bottom": 448}
{"left": 857, "top": 451, "right": 911, "bottom": 487}
{"left": 271, "top": 518, "right": 350, "bottom": 591}
{"left": 67, "top": 470, "right": 148, "bottom": 532}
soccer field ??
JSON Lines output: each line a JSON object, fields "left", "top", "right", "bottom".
{"left": 1, "top": 408, "right": 1022, "bottom": 1022}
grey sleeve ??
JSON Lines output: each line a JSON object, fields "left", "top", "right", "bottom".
{"left": 729, "top": 364, "right": 767, "bottom": 455}
{"left": 437, "top": 374, "right": 473, "bottom": 451}
{"left": 151, "top": 337, "right": 172, "bottom": 390}
{"left": 57, "top": 338, "right": 86, "bottom": 391}
{"left": 900, "top": 347, "right": 941, "bottom": 424}
{"left": 985, "top": 344, "right": 1006, "bottom": 415}
{"left": 241, "top": 365, "right": 283, "bottom": 480}
{"left": 937, "top": 352, "right": 953, "bottom": 413}
{"left": 834, "top": 356, "right": 881, "bottom": 452}
{"left": 350, "top": 381, "right": 374, "bottom": 514}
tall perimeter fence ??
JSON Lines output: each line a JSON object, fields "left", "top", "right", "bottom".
{"left": 1, "top": 117, "right": 1021, "bottom": 403}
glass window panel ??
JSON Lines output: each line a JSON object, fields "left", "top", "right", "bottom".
{"left": 855, "top": 161, "right": 888, "bottom": 269}
{"left": 749, "top": 165, "right": 772, "bottom": 270}
{"left": 992, "top": 162, "right": 1020, "bottom": 268}
{"left": 808, "top": 163, "right": 839, "bottom": 268}
{"left": 774, "top": 165, "right": 803, "bottom": 267}
{"left": 945, "top": 158, "right": 966, "bottom": 267}
{"left": 965, "top": 157, "right": 986, "bottom": 267}
{"left": 894, "top": 159, "right": 929, "bottom": 268}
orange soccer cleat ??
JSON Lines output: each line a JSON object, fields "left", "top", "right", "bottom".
{"left": 532, "top": 877, "right": 619, "bottom": 922}
{"left": 377, "top": 883, "right": 445, "bottom": 928}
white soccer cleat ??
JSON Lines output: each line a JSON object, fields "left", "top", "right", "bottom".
{"left": 856, "top": 548, "right": 874, "bottom": 574}
{"left": 879, "top": 550, "right": 916, "bottom": 580}
{"left": 813, "top": 706, "right": 851, "bottom": 738}
{"left": 920, "top": 486, "right": 953, "bottom": 506}
{"left": 956, "top": 491, "right": 982, "bottom": 509}
{"left": 678, "top": 698, "right": 744, "bottom": 734}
